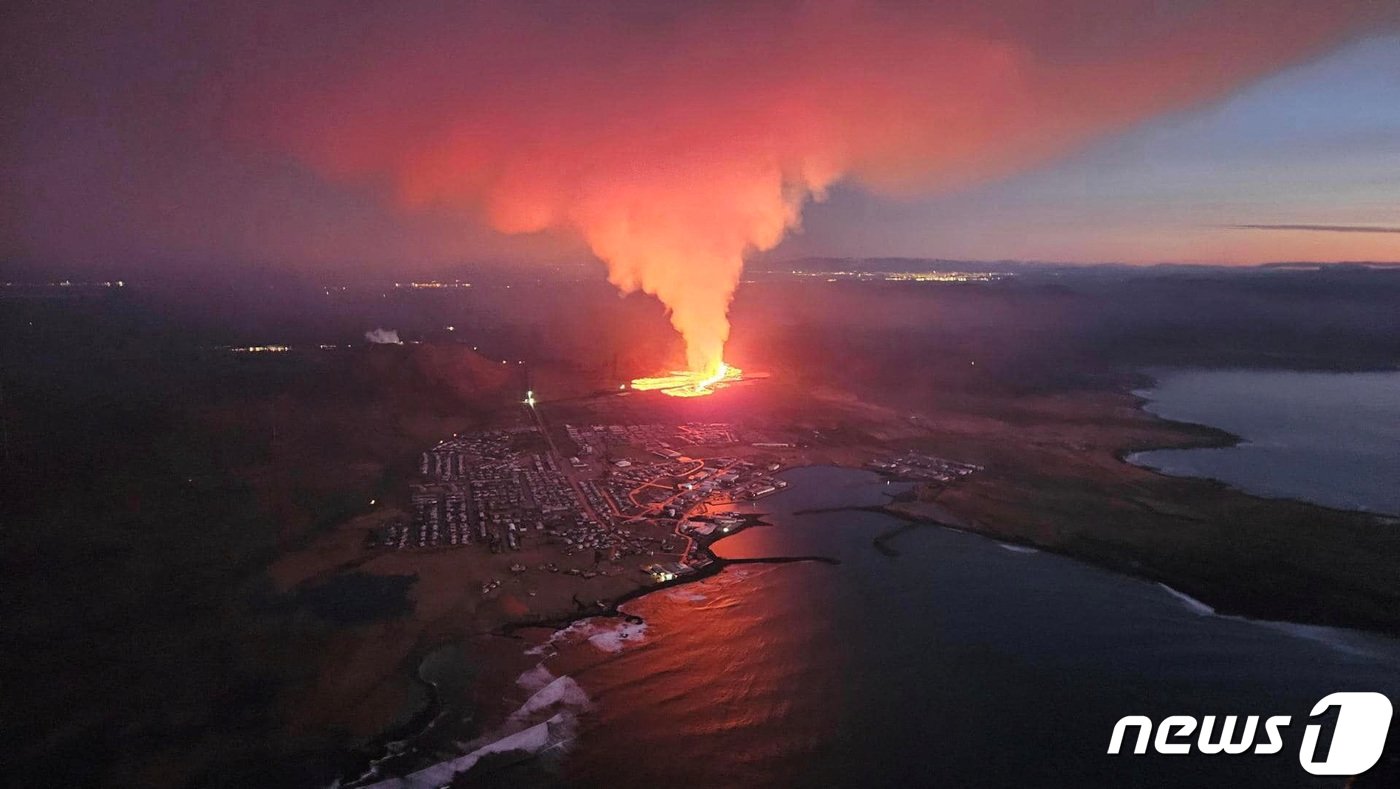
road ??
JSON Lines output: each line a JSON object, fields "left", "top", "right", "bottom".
{"left": 524, "top": 401, "right": 608, "bottom": 525}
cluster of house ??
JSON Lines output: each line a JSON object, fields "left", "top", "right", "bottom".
{"left": 610, "top": 456, "right": 790, "bottom": 524}
{"left": 378, "top": 420, "right": 801, "bottom": 594}
{"left": 552, "top": 518, "right": 673, "bottom": 562}
{"left": 381, "top": 430, "right": 590, "bottom": 553}
{"left": 565, "top": 422, "right": 681, "bottom": 456}
{"left": 865, "top": 451, "right": 983, "bottom": 482}
{"left": 564, "top": 421, "right": 754, "bottom": 459}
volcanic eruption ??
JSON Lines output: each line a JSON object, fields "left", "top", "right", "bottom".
{"left": 216, "top": 1, "right": 1388, "bottom": 396}
{"left": 629, "top": 363, "right": 745, "bottom": 398}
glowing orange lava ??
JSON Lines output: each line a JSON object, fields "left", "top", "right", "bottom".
{"left": 630, "top": 362, "right": 742, "bottom": 398}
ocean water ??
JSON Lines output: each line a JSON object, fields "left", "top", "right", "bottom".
{"left": 1127, "top": 369, "right": 1400, "bottom": 516}
{"left": 499, "top": 467, "right": 1400, "bottom": 788}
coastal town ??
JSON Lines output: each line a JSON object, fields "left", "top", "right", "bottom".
{"left": 375, "top": 415, "right": 797, "bottom": 588}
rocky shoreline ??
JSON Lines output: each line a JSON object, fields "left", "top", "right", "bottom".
{"left": 341, "top": 508, "right": 841, "bottom": 787}
{"left": 339, "top": 376, "right": 1400, "bottom": 786}
{"left": 823, "top": 433, "right": 1400, "bottom": 635}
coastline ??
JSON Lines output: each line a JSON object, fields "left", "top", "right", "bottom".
{"left": 1121, "top": 375, "right": 1400, "bottom": 520}
{"left": 796, "top": 497, "right": 1400, "bottom": 640}
{"left": 845, "top": 374, "right": 1400, "bottom": 635}
{"left": 422, "top": 446, "right": 1400, "bottom": 788}
{"left": 340, "top": 510, "right": 840, "bottom": 786}
{"left": 336, "top": 372, "right": 1400, "bottom": 786}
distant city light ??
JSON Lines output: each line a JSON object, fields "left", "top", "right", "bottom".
{"left": 785, "top": 269, "right": 1012, "bottom": 283}
{"left": 393, "top": 280, "right": 473, "bottom": 289}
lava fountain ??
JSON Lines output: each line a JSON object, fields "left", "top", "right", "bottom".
{"left": 222, "top": 3, "right": 1384, "bottom": 405}
{"left": 631, "top": 362, "right": 744, "bottom": 398}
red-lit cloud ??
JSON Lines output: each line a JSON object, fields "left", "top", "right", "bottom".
{"left": 5, "top": 2, "right": 1394, "bottom": 365}
{"left": 218, "top": 1, "right": 1387, "bottom": 371}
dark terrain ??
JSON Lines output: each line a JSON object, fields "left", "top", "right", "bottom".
{"left": 2, "top": 261, "right": 1398, "bottom": 786}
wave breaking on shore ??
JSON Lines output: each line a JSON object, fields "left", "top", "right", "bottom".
{"left": 358, "top": 674, "right": 591, "bottom": 788}
{"left": 1155, "top": 582, "right": 1397, "bottom": 660}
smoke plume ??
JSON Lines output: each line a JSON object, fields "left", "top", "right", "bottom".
{"left": 364, "top": 328, "right": 403, "bottom": 345}
{"left": 218, "top": 1, "right": 1387, "bottom": 372}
